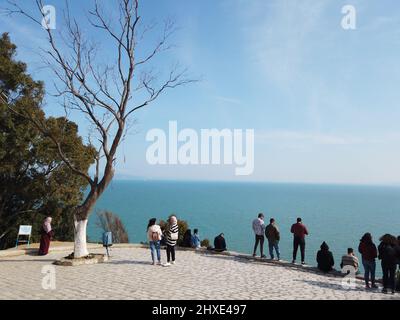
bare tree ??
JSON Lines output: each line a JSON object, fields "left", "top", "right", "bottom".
{"left": 96, "top": 210, "right": 129, "bottom": 244}
{"left": 5, "top": 0, "right": 196, "bottom": 257}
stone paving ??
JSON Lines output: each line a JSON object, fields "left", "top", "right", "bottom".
{"left": 0, "top": 246, "right": 398, "bottom": 300}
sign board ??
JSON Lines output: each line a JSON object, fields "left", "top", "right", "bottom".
{"left": 18, "top": 225, "right": 32, "bottom": 236}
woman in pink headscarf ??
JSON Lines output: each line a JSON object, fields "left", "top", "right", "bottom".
{"left": 38, "top": 217, "right": 53, "bottom": 256}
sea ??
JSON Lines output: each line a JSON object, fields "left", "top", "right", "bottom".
{"left": 88, "top": 180, "right": 400, "bottom": 276}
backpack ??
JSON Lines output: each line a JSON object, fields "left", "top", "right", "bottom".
{"left": 151, "top": 231, "right": 160, "bottom": 241}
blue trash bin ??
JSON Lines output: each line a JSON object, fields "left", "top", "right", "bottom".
{"left": 102, "top": 232, "right": 112, "bottom": 257}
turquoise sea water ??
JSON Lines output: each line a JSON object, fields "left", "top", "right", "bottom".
{"left": 88, "top": 180, "right": 400, "bottom": 274}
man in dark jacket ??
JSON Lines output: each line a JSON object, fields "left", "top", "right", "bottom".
{"left": 290, "top": 217, "right": 309, "bottom": 265}
{"left": 316, "top": 241, "right": 334, "bottom": 273}
{"left": 378, "top": 234, "right": 400, "bottom": 294}
{"left": 214, "top": 233, "right": 227, "bottom": 252}
{"left": 265, "top": 218, "right": 280, "bottom": 260}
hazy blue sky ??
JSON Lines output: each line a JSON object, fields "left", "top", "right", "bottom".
{"left": 2, "top": 0, "right": 400, "bottom": 184}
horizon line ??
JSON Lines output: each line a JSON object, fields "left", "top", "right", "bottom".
{"left": 109, "top": 178, "right": 400, "bottom": 188}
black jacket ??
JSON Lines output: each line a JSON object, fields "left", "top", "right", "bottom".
{"left": 317, "top": 249, "right": 335, "bottom": 272}
{"left": 214, "top": 235, "right": 226, "bottom": 251}
{"left": 378, "top": 242, "right": 400, "bottom": 267}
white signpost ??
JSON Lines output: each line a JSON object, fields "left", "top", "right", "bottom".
{"left": 15, "top": 225, "right": 32, "bottom": 248}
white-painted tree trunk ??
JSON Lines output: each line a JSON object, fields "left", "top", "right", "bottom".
{"left": 74, "top": 219, "right": 89, "bottom": 258}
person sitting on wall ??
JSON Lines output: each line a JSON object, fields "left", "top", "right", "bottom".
{"left": 316, "top": 241, "right": 335, "bottom": 273}
{"left": 191, "top": 229, "right": 201, "bottom": 249}
{"left": 213, "top": 233, "right": 227, "bottom": 252}
{"left": 341, "top": 248, "right": 359, "bottom": 274}
{"left": 181, "top": 229, "right": 192, "bottom": 247}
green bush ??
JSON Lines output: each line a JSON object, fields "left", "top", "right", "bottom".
{"left": 200, "top": 238, "right": 210, "bottom": 248}
{"left": 96, "top": 210, "right": 129, "bottom": 243}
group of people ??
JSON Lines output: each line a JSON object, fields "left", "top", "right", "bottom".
{"left": 317, "top": 233, "right": 400, "bottom": 294}
{"left": 251, "top": 213, "right": 400, "bottom": 294}
{"left": 146, "top": 215, "right": 228, "bottom": 267}
{"left": 38, "top": 213, "right": 400, "bottom": 294}
{"left": 181, "top": 229, "right": 227, "bottom": 252}
{"left": 252, "top": 214, "right": 308, "bottom": 264}
{"left": 181, "top": 229, "right": 201, "bottom": 249}
{"left": 147, "top": 216, "right": 179, "bottom": 266}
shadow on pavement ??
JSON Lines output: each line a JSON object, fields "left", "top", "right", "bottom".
{"left": 294, "top": 278, "right": 384, "bottom": 295}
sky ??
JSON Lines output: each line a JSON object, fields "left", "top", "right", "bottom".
{"left": 2, "top": 0, "right": 400, "bottom": 185}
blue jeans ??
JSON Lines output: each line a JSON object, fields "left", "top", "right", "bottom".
{"left": 362, "top": 259, "right": 376, "bottom": 285}
{"left": 150, "top": 241, "right": 161, "bottom": 262}
{"left": 268, "top": 241, "right": 280, "bottom": 259}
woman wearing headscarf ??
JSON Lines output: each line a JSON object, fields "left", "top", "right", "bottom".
{"left": 38, "top": 217, "right": 54, "bottom": 256}
{"left": 164, "top": 215, "right": 179, "bottom": 266}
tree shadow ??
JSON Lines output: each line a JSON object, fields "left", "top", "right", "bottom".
{"left": 199, "top": 252, "right": 358, "bottom": 280}
{"left": 294, "top": 278, "right": 384, "bottom": 295}
{"left": 107, "top": 259, "right": 155, "bottom": 266}
{"left": 200, "top": 252, "right": 262, "bottom": 265}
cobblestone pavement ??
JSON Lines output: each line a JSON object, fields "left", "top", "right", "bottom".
{"left": 0, "top": 247, "right": 398, "bottom": 300}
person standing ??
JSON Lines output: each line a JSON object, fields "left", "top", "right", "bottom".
{"left": 397, "top": 236, "right": 400, "bottom": 269}
{"left": 252, "top": 213, "right": 266, "bottom": 258}
{"left": 316, "top": 241, "right": 334, "bottom": 273}
{"left": 147, "top": 218, "right": 162, "bottom": 265}
{"left": 38, "top": 217, "right": 54, "bottom": 256}
{"left": 378, "top": 234, "right": 400, "bottom": 294}
{"left": 358, "top": 233, "right": 378, "bottom": 289}
{"left": 290, "top": 217, "right": 309, "bottom": 264}
{"left": 164, "top": 215, "right": 179, "bottom": 267}
{"left": 265, "top": 218, "right": 280, "bottom": 260}
{"left": 191, "top": 228, "right": 201, "bottom": 249}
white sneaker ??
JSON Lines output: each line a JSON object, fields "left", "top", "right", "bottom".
{"left": 171, "top": 261, "right": 175, "bottom": 265}
{"left": 163, "top": 262, "right": 171, "bottom": 267}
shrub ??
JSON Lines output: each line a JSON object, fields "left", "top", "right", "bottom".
{"left": 96, "top": 210, "right": 129, "bottom": 243}
{"left": 200, "top": 238, "right": 210, "bottom": 248}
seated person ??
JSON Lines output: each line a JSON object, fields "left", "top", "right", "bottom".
{"left": 181, "top": 229, "right": 192, "bottom": 247}
{"left": 191, "top": 228, "right": 201, "bottom": 249}
{"left": 316, "top": 241, "right": 334, "bottom": 273}
{"left": 213, "top": 233, "right": 227, "bottom": 252}
{"left": 340, "top": 248, "right": 359, "bottom": 274}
